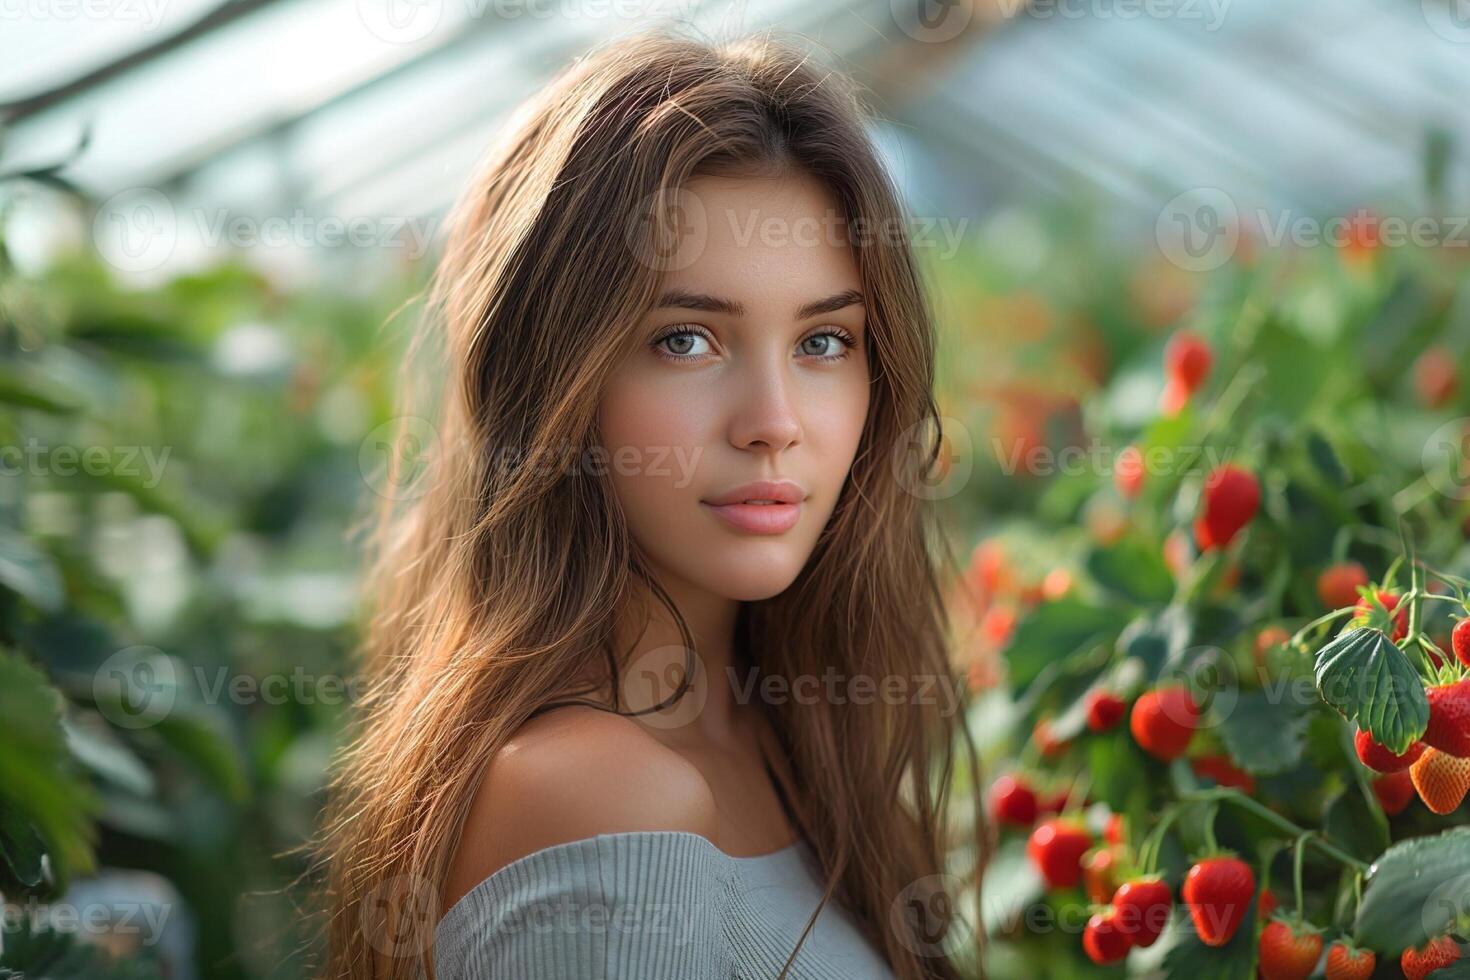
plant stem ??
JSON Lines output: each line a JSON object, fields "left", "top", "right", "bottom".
{"left": 1174, "top": 788, "right": 1369, "bottom": 873}
{"left": 1292, "top": 833, "right": 1310, "bottom": 921}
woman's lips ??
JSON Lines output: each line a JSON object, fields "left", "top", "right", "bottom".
{"left": 700, "top": 500, "right": 802, "bottom": 534}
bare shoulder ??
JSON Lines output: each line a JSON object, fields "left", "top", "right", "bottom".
{"left": 441, "top": 705, "right": 717, "bottom": 912}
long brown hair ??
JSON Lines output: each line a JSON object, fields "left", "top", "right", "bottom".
{"left": 315, "top": 26, "right": 989, "bottom": 980}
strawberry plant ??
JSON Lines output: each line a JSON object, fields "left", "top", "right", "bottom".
{"left": 950, "top": 220, "right": 1470, "bottom": 977}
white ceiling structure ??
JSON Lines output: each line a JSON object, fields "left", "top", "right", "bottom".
{"left": 2, "top": 0, "right": 1468, "bottom": 279}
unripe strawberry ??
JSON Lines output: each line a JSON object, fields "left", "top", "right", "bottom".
{"left": 1401, "top": 935, "right": 1462, "bottom": 980}
{"left": 1130, "top": 685, "right": 1199, "bottom": 761}
{"left": 1194, "top": 465, "right": 1260, "bottom": 551}
{"left": 1026, "top": 817, "right": 1093, "bottom": 889}
{"left": 1253, "top": 626, "right": 1291, "bottom": 668}
{"left": 1034, "top": 717, "right": 1070, "bottom": 757}
{"left": 1324, "top": 940, "right": 1375, "bottom": 980}
{"left": 1415, "top": 345, "right": 1458, "bottom": 409}
{"left": 1181, "top": 855, "right": 1255, "bottom": 947}
{"left": 1103, "top": 812, "right": 1125, "bottom": 846}
{"left": 1353, "top": 727, "right": 1425, "bottom": 773}
{"left": 1082, "top": 845, "right": 1123, "bottom": 905}
{"left": 1115, "top": 445, "right": 1146, "bottom": 499}
{"left": 1317, "top": 561, "right": 1369, "bottom": 609}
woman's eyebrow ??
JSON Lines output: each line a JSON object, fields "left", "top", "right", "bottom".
{"left": 795, "top": 288, "right": 865, "bottom": 320}
{"left": 652, "top": 288, "right": 866, "bottom": 320}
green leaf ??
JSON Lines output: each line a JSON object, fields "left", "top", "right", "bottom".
{"left": 1306, "top": 430, "right": 1347, "bottom": 485}
{"left": 1218, "top": 690, "right": 1311, "bottom": 776}
{"left": 1355, "top": 827, "right": 1470, "bottom": 955}
{"left": 1086, "top": 536, "right": 1176, "bottom": 604}
{"left": 0, "top": 808, "right": 45, "bottom": 887}
{"left": 0, "top": 648, "right": 99, "bottom": 885}
{"left": 1159, "top": 891, "right": 1258, "bottom": 980}
{"left": 1004, "top": 599, "right": 1131, "bottom": 694}
{"left": 1119, "top": 604, "right": 1193, "bottom": 680}
{"left": 0, "top": 526, "right": 64, "bottom": 611}
{"left": 0, "top": 365, "right": 80, "bottom": 414}
{"left": 1323, "top": 786, "right": 1391, "bottom": 865}
{"left": 1314, "top": 627, "right": 1428, "bottom": 754}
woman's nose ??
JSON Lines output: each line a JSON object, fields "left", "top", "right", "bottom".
{"left": 728, "top": 359, "right": 803, "bottom": 453}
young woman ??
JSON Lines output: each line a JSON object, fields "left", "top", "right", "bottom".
{"left": 317, "top": 27, "right": 987, "bottom": 980}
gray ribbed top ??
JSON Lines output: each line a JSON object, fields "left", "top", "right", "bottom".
{"left": 434, "top": 830, "right": 897, "bottom": 979}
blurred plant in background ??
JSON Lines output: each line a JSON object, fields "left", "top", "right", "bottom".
{"left": 0, "top": 163, "right": 427, "bottom": 975}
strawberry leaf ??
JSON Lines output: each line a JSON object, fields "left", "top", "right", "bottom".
{"left": 1355, "top": 827, "right": 1470, "bottom": 955}
{"left": 1159, "top": 891, "right": 1259, "bottom": 980}
{"left": 1314, "top": 627, "right": 1428, "bottom": 754}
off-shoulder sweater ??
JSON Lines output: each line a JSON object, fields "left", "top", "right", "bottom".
{"left": 433, "top": 829, "right": 898, "bottom": 979}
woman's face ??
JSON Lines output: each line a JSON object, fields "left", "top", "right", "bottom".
{"left": 599, "top": 171, "right": 871, "bottom": 603}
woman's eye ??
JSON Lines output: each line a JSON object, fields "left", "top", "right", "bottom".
{"left": 654, "top": 329, "right": 712, "bottom": 359}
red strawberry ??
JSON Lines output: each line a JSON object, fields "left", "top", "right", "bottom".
{"left": 1130, "top": 685, "right": 1199, "bottom": 761}
{"left": 1353, "top": 727, "right": 1426, "bottom": 773}
{"left": 1453, "top": 617, "right": 1470, "bottom": 668}
{"left": 989, "top": 773, "right": 1039, "bottom": 827}
{"left": 1103, "top": 812, "right": 1125, "bottom": 846}
{"left": 1194, "top": 465, "right": 1260, "bottom": 551}
{"left": 1086, "top": 689, "right": 1128, "bottom": 732}
{"left": 1415, "top": 345, "right": 1458, "bottom": 409}
{"left": 1026, "top": 818, "right": 1093, "bottom": 889}
{"left": 1115, "top": 445, "right": 1146, "bottom": 499}
{"left": 1350, "top": 588, "right": 1408, "bottom": 642}
{"left": 1190, "top": 753, "right": 1257, "bottom": 794}
{"left": 1324, "top": 940, "right": 1375, "bottom": 980}
{"left": 1371, "top": 770, "right": 1415, "bottom": 815}
{"left": 1424, "top": 677, "right": 1470, "bottom": 757}
{"left": 1401, "top": 935, "right": 1462, "bottom": 980}
{"left": 1258, "top": 917, "right": 1323, "bottom": 980}
{"left": 1409, "top": 746, "right": 1470, "bottom": 814}
{"left": 1112, "top": 875, "right": 1172, "bottom": 948}
{"left": 1165, "top": 330, "right": 1213, "bottom": 395}
{"left": 1318, "top": 562, "right": 1370, "bottom": 609}
{"left": 1181, "top": 855, "right": 1255, "bottom": 947}
{"left": 1082, "top": 845, "right": 1123, "bottom": 905}
{"left": 1082, "top": 906, "right": 1132, "bottom": 965}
